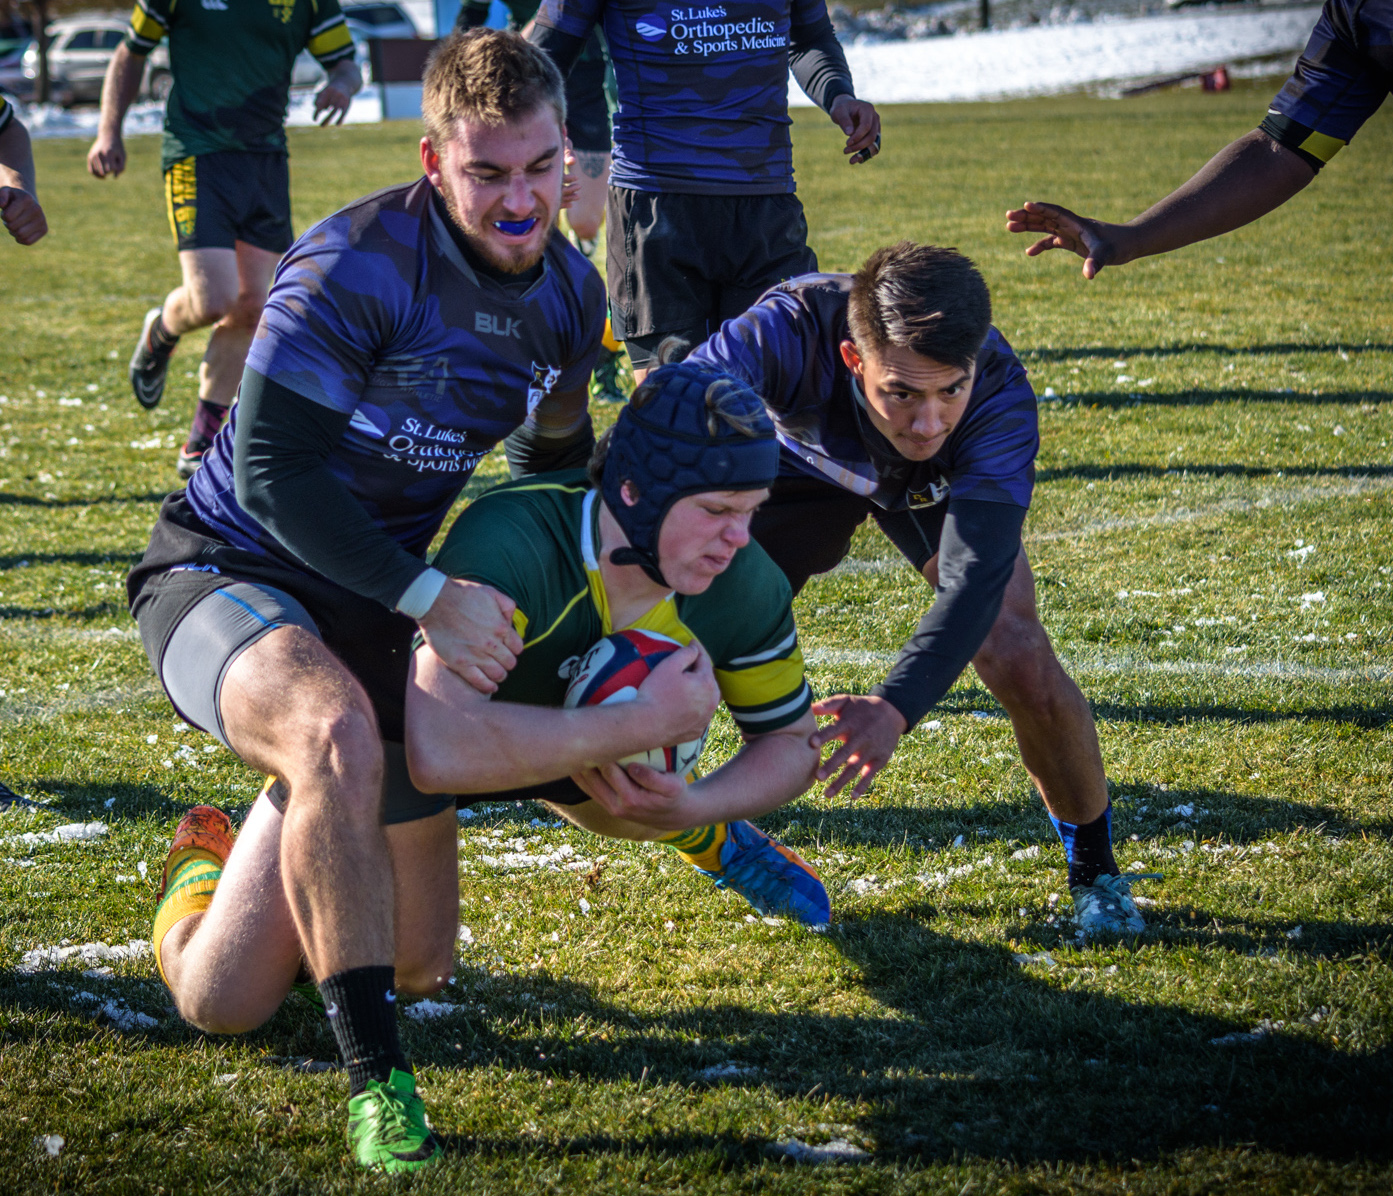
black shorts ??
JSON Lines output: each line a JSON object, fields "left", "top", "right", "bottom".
{"left": 164, "top": 150, "right": 294, "bottom": 254}
{"left": 128, "top": 493, "right": 454, "bottom": 824}
{"left": 565, "top": 53, "right": 612, "bottom": 154}
{"left": 749, "top": 469, "right": 947, "bottom": 596}
{"left": 606, "top": 189, "right": 818, "bottom": 366}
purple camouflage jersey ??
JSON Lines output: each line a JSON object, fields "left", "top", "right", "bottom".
{"left": 535, "top": 0, "right": 838, "bottom": 193}
{"left": 687, "top": 274, "right": 1038, "bottom": 514}
{"left": 186, "top": 177, "right": 607, "bottom": 567}
{"left": 1261, "top": 0, "right": 1392, "bottom": 168}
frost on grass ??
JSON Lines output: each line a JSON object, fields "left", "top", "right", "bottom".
{"left": 19, "top": 940, "right": 151, "bottom": 972}
{"left": 768, "top": 1137, "right": 870, "bottom": 1164}
{"left": 696, "top": 1062, "right": 762, "bottom": 1082}
{"left": 476, "top": 841, "right": 592, "bottom": 873}
{"left": 3, "top": 821, "right": 107, "bottom": 848}
{"left": 404, "top": 998, "right": 460, "bottom": 1021}
{"left": 1210, "top": 1019, "right": 1282, "bottom": 1046}
{"left": 96, "top": 1000, "right": 158, "bottom": 1032}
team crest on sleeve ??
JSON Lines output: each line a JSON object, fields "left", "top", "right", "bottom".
{"left": 527, "top": 362, "right": 562, "bottom": 416}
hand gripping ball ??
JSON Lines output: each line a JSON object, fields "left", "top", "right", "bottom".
{"left": 563, "top": 629, "right": 709, "bottom": 778}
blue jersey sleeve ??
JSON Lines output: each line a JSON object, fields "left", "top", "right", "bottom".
{"left": 246, "top": 211, "right": 413, "bottom": 414}
{"left": 689, "top": 290, "right": 817, "bottom": 414}
{"left": 1264, "top": 0, "right": 1392, "bottom": 166}
{"left": 941, "top": 332, "right": 1038, "bottom": 509}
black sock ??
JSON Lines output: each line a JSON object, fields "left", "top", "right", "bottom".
{"left": 1049, "top": 801, "right": 1120, "bottom": 889}
{"left": 148, "top": 312, "right": 179, "bottom": 353}
{"left": 318, "top": 966, "right": 409, "bottom": 1096}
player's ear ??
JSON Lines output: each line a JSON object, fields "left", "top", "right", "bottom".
{"left": 620, "top": 480, "right": 640, "bottom": 507}
{"left": 421, "top": 137, "right": 442, "bottom": 184}
{"left": 839, "top": 339, "right": 864, "bottom": 377}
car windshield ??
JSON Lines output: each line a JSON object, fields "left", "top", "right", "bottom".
{"left": 344, "top": 5, "right": 407, "bottom": 25}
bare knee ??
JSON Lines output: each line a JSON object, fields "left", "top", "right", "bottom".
{"left": 973, "top": 606, "right": 1069, "bottom": 717}
{"left": 174, "top": 987, "right": 281, "bottom": 1036}
{"left": 220, "top": 291, "right": 265, "bottom": 331}
{"left": 290, "top": 705, "right": 384, "bottom": 820}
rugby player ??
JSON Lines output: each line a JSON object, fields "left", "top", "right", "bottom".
{"left": 686, "top": 242, "right": 1153, "bottom": 937}
{"left": 407, "top": 362, "right": 827, "bottom": 922}
{"left": 87, "top": 0, "right": 362, "bottom": 477}
{"left": 528, "top": 0, "right": 881, "bottom": 382}
{"left": 1006, "top": 0, "right": 1392, "bottom": 276}
{"left": 130, "top": 31, "right": 604, "bottom": 1172}
{"left": 0, "top": 96, "right": 47, "bottom": 245}
{"left": 458, "top": 0, "right": 631, "bottom": 402}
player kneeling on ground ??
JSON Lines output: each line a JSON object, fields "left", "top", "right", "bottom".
{"left": 406, "top": 362, "right": 829, "bottom": 924}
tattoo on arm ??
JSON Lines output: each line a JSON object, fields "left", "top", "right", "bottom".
{"left": 572, "top": 149, "right": 610, "bottom": 179}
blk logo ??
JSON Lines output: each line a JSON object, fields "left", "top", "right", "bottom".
{"left": 475, "top": 312, "right": 522, "bottom": 339}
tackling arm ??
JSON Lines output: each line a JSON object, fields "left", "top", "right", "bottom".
{"left": 404, "top": 640, "right": 721, "bottom": 794}
{"left": 1006, "top": 129, "right": 1315, "bottom": 279}
{"left": 573, "top": 710, "right": 820, "bottom": 833}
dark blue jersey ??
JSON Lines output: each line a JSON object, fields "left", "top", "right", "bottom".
{"left": 1263, "top": 0, "right": 1392, "bottom": 167}
{"left": 186, "top": 176, "right": 607, "bottom": 565}
{"left": 687, "top": 274, "right": 1038, "bottom": 514}
{"left": 534, "top": 0, "right": 839, "bottom": 194}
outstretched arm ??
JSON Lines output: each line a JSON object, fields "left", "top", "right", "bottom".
{"left": 1005, "top": 129, "right": 1315, "bottom": 279}
{"left": 572, "top": 710, "right": 820, "bottom": 833}
{"left": 405, "top": 640, "right": 721, "bottom": 794}
{"left": 0, "top": 116, "right": 46, "bottom": 245}
{"left": 87, "top": 43, "right": 146, "bottom": 178}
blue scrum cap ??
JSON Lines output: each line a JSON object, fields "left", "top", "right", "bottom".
{"left": 601, "top": 362, "right": 779, "bottom": 586}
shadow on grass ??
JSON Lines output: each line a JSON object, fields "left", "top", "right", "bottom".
{"left": 0, "top": 551, "right": 143, "bottom": 569}
{"left": 401, "top": 908, "right": 1393, "bottom": 1164}
{"left": 930, "top": 688, "right": 1393, "bottom": 732}
{"left": 3, "top": 908, "right": 1389, "bottom": 1167}
{"left": 1041, "top": 389, "right": 1392, "bottom": 410}
{"left": 1036, "top": 461, "right": 1393, "bottom": 484}
{"left": 0, "top": 601, "right": 130, "bottom": 621}
{"left": 1020, "top": 343, "right": 1393, "bottom": 363}
{"left": 0, "top": 491, "right": 168, "bottom": 509}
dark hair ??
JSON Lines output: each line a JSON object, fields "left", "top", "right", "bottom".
{"left": 846, "top": 241, "right": 992, "bottom": 371}
{"left": 421, "top": 29, "right": 565, "bottom": 146}
{"left": 586, "top": 371, "right": 768, "bottom": 492}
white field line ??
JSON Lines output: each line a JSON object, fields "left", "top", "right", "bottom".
{"left": 804, "top": 647, "right": 1392, "bottom": 684}
{"left": 829, "top": 474, "right": 1393, "bottom": 576}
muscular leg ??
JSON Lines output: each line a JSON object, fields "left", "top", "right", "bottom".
{"left": 925, "top": 547, "right": 1108, "bottom": 825}
{"left": 162, "top": 243, "right": 278, "bottom": 407}
{"left": 161, "top": 792, "right": 460, "bottom": 1031}
{"left": 222, "top": 625, "right": 392, "bottom": 1005}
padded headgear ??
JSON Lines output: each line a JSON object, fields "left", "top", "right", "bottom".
{"left": 602, "top": 362, "right": 778, "bottom": 586}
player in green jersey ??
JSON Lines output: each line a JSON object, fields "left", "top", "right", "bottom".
{"left": 87, "top": 0, "right": 362, "bottom": 477}
{"left": 407, "top": 362, "right": 830, "bottom": 924}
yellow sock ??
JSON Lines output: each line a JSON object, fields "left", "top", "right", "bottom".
{"left": 152, "top": 855, "right": 222, "bottom": 986}
{"left": 602, "top": 316, "right": 623, "bottom": 354}
{"left": 659, "top": 822, "right": 729, "bottom": 873}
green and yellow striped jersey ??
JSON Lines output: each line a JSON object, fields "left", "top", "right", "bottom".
{"left": 125, "top": 0, "right": 355, "bottom": 171}
{"left": 431, "top": 471, "right": 812, "bottom": 733}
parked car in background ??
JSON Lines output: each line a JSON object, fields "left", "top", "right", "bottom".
{"left": 342, "top": 2, "right": 417, "bottom": 41}
{"left": 19, "top": 15, "right": 171, "bottom": 105}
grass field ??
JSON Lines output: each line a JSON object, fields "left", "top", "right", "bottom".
{"left": 2, "top": 81, "right": 1391, "bottom": 1193}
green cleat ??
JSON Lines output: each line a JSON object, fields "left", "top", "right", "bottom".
{"left": 346, "top": 1068, "right": 442, "bottom": 1172}
{"left": 589, "top": 343, "right": 632, "bottom": 404}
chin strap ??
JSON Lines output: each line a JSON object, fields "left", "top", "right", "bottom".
{"left": 608, "top": 545, "right": 668, "bottom": 587}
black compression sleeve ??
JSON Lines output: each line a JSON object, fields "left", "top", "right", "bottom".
{"left": 871, "top": 499, "right": 1027, "bottom": 729}
{"left": 234, "top": 370, "right": 430, "bottom": 609}
{"left": 527, "top": 22, "right": 587, "bottom": 79}
{"left": 456, "top": 0, "right": 491, "bottom": 29}
{"left": 503, "top": 414, "right": 596, "bottom": 479}
{"left": 789, "top": 15, "right": 855, "bottom": 112}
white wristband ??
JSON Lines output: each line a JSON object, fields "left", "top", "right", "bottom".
{"left": 395, "top": 567, "right": 448, "bottom": 621}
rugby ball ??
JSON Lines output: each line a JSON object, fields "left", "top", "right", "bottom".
{"left": 563, "top": 629, "right": 708, "bottom": 777}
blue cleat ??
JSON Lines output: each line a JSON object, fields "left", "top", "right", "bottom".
{"left": 696, "top": 820, "right": 831, "bottom": 927}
